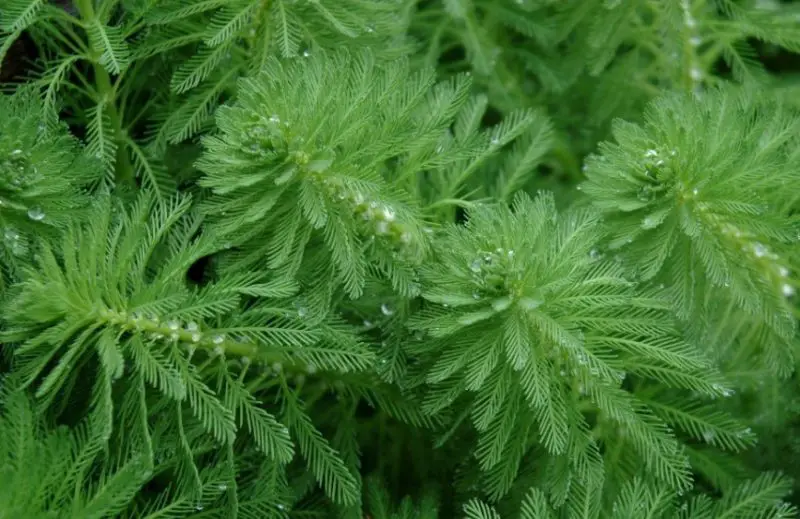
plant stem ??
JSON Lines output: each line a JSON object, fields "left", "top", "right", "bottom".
{"left": 73, "top": 0, "right": 136, "bottom": 188}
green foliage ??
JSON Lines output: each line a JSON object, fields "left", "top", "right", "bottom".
{"left": 406, "top": 192, "right": 744, "bottom": 500}
{"left": 0, "top": 0, "right": 799, "bottom": 517}
{"left": 196, "top": 48, "right": 540, "bottom": 303}
{"left": 581, "top": 86, "right": 800, "bottom": 375}
{"left": 0, "top": 87, "right": 99, "bottom": 289}
{"left": 0, "top": 383, "right": 152, "bottom": 519}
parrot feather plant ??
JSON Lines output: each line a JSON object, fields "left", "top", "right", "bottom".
{"left": 0, "top": 0, "right": 799, "bottom": 517}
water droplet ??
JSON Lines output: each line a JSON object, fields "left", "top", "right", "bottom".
{"left": 306, "top": 363, "right": 317, "bottom": 375}
{"left": 469, "top": 259, "right": 482, "bottom": 272}
{"left": 472, "top": 291, "right": 481, "bottom": 300}
{"left": 212, "top": 334, "right": 225, "bottom": 345}
{"left": 195, "top": 504, "right": 204, "bottom": 511}
{"left": 365, "top": 24, "right": 375, "bottom": 33}
{"left": 782, "top": 284, "right": 795, "bottom": 297}
{"left": 27, "top": 206, "right": 45, "bottom": 221}
{"left": 296, "top": 305, "right": 308, "bottom": 318}
{"left": 702, "top": 430, "right": 715, "bottom": 443}
{"left": 191, "top": 333, "right": 202, "bottom": 342}
{"left": 490, "top": 137, "right": 500, "bottom": 145}
{"left": 302, "top": 49, "right": 311, "bottom": 57}
{"left": 218, "top": 483, "right": 228, "bottom": 491}
{"left": 690, "top": 36, "right": 702, "bottom": 46}
{"left": 692, "top": 187, "right": 699, "bottom": 195}
{"left": 779, "top": 266, "right": 789, "bottom": 277}
{"left": 644, "top": 149, "right": 658, "bottom": 157}
{"left": 589, "top": 248, "right": 602, "bottom": 260}
{"left": 637, "top": 187, "right": 653, "bottom": 202}
{"left": 167, "top": 320, "right": 180, "bottom": 331}
{"left": 690, "top": 67, "right": 702, "bottom": 81}
{"left": 381, "top": 303, "right": 394, "bottom": 316}
{"left": 186, "top": 321, "right": 199, "bottom": 332}
{"left": 753, "top": 243, "right": 768, "bottom": 257}
{"left": 213, "top": 345, "right": 225, "bottom": 356}
{"left": 642, "top": 216, "right": 657, "bottom": 229}
{"left": 269, "top": 114, "right": 280, "bottom": 124}
{"left": 272, "top": 362, "right": 282, "bottom": 373}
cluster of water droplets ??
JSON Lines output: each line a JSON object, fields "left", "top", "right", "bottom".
{"left": 717, "top": 221, "right": 795, "bottom": 297}
{"left": 681, "top": 0, "right": 704, "bottom": 87}
{"left": 327, "top": 183, "right": 413, "bottom": 247}
{"left": 102, "top": 309, "right": 325, "bottom": 378}
{"left": 2, "top": 227, "right": 27, "bottom": 257}
{"left": 745, "top": 240, "right": 794, "bottom": 297}
{"left": 467, "top": 246, "right": 520, "bottom": 301}
{"left": 2, "top": 146, "right": 48, "bottom": 223}
{"left": 242, "top": 113, "right": 290, "bottom": 157}
{"left": 635, "top": 148, "right": 677, "bottom": 205}
{"left": 2, "top": 147, "right": 41, "bottom": 191}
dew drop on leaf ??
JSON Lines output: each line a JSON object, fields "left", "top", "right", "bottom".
{"left": 637, "top": 187, "right": 652, "bottom": 202}
{"left": 381, "top": 303, "right": 394, "bottom": 316}
{"left": 27, "top": 206, "right": 45, "bottom": 221}
{"left": 469, "top": 259, "right": 482, "bottom": 272}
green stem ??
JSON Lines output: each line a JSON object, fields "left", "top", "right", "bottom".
{"left": 73, "top": 0, "right": 136, "bottom": 189}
